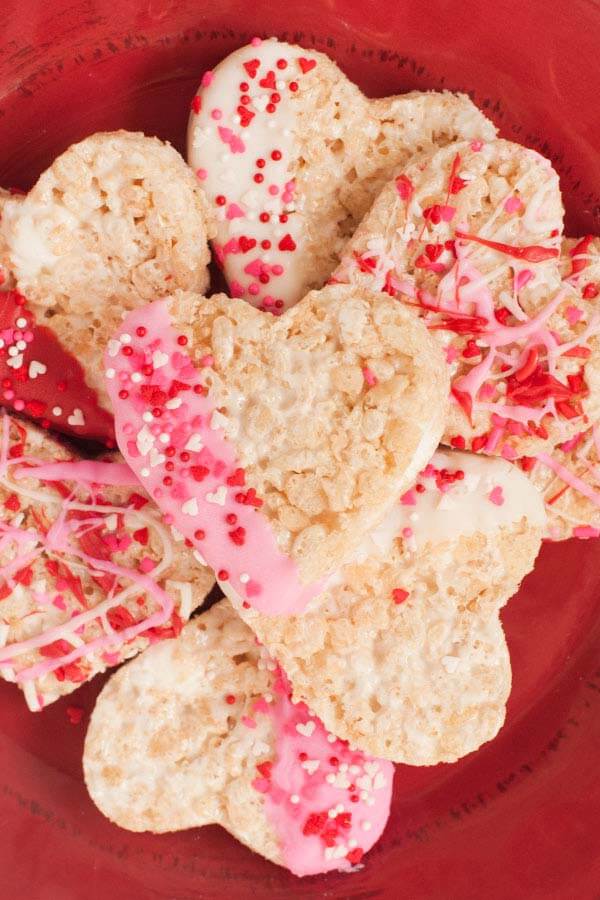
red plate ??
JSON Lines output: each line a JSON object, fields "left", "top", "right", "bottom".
{"left": 1, "top": 1, "right": 599, "bottom": 897}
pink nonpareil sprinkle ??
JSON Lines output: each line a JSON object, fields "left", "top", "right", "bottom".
{"left": 251, "top": 36, "right": 262, "bottom": 46}
{"left": 504, "top": 196, "right": 523, "bottom": 213}
{"left": 564, "top": 305, "right": 584, "bottom": 325}
{"left": 362, "top": 367, "right": 378, "bottom": 387}
{"left": 195, "top": 168, "right": 208, "bottom": 180}
{"left": 402, "top": 527, "right": 413, "bottom": 538}
{"left": 489, "top": 486, "right": 505, "bottom": 506}
{"left": 572, "top": 525, "right": 600, "bottom": 539}
{"left": 470, "top": 139, "right": 484, "bottom": 151}
{"left": 445, "top": 345, "right": 460, "bottom": 364}
{"left": 139, "top": 557, "right": 156, "bottom": 574}
{"left": 230, "top": 281, "right": 245, "bottom": 298}
{"left": 400, "top": 489, "right": 417, "bottom": 506}
{"left": 201, "top": 70, "right": 214, "bottom": 87}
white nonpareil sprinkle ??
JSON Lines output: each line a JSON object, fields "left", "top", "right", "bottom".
{"left": 290, "top": 794, "right": 300, "bottom": 804}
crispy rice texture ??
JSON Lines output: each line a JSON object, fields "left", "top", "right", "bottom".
{"left": 1, "top": 132, "right": 214, "bottom": 408}
{"left": 0, "top": 416, "right": 214, "bottom": 709}
{"left": 84, "top": 601, "right": 282, "bottom": 862}
{"left": 168, "top": 283, "right": 449, "bottom": 583}
{"left": 341, "top": 139, "right": 582, "bottom": 455}
{"left": 527, "top": 238, "right": 600, "bottom": 540}
{"left": 0, "top": 188, "right": 20, "bottom": 291}
{"left": 235, "top": 454, "right": 544, "bottom": 765}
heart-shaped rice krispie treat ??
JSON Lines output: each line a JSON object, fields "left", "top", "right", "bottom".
{"left": 187, "top": 37, "right": 496, "bottom": 312}
{"left": 0, "top": 413, "right": 214, "bottom": 710}
{"left": 231, "top": 448, "right": 545, "bottom": 765}
{"left": 524, "top": 237, "right": 600, "bottom": 540}
{"left": 0, "top": 131, "right": 214, "bottom": 423}
{"left": 105, "top": 284, "right": 449, "bottom": 615}
{"left": 335, "top": 139, "right": 600, "bottom": 458}
{"left": 84, "top": 600, "right": 394, "bottom": 877}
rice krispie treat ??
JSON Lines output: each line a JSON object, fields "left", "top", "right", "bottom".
{"left": 84, "top": 600, "right": 394, "bottom": 877}
{"left": 0, "top": 187, "right": 21, "bottom": 291}
{"left": 524, "top": 237, "right": 600, "bottom": 540}
{"left": 105, "top": 284, "right": 449, "bottom": 615}
{"left": 339, "top": 139, "right": 600, "bottom": 457}
{"left": 232, "top": 449, "right": 545, "bottom": 765}
{"left": 1, "top": 131, "right": 214, "bottom": 412}
{"left": 0, "top": 413, "right": 214, "bottom": 710}
{"left": 187, "top": 37, "right": 496, "bottom": 311}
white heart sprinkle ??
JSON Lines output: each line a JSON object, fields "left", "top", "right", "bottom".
{"left": 296, "top": 720, "right": 316, "bottom": 738}
{"left": 182, "top": 498, "right": 199, "bottom": 516}
{"left": 149, "top": 448, "right": 165, "bottom": 468}
{"left": 152, "top": 350, "right": 169, "bottom": 369}
{"left": 210, "top": 410, "right": 229, "bottom": 431}
{"left": 185, "top": 433, "right": 204, "bottom": 452}
{"left": 136, "top": 424, "right": 154, "bottom": 456}
{"left": 107, "top": 339, "right": 121, "bottom": 358}
{"left": 301, "top": 759, "right": 320, "bottom": 775}
{"left": 165, "top": 397, "right": 182, "bottom": 410}
{"left": 205, "top": 486, "right": 227, "bottom": 506}
{"left": 67, "top": 408, "right": 85, "bottom": 427}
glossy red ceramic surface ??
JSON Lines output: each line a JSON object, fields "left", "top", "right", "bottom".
{"left": 0, "top": 1, "right": 599, "bottom": 897}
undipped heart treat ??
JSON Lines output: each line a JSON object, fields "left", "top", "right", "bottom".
{"left": 0, "top": 131, "right": 214, "bottom": 428}
{"left": 187, "top": 37, "right": 496, "bottom": 311}
{"left": 84, "top": 600, "right": 394, "bottom": 877}
{"left": 105, "top": 284, "right": 449, "bottom": 615}
{"left": 0, "top": 413, "right": 214, "bottom": 710}
{"left": 232, "top": 449, "right": 545, "bottom": 764}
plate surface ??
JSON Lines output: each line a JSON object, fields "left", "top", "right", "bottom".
{"left": 0, "top": 1, "right": 599, "bottom": 897}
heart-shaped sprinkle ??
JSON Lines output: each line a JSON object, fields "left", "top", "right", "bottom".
{"left": 0, "top": 414, "right": 213, "bottom": 710}
{"left": 1, "top": 132, "right": 212, "bottom": 423}
{"left": 84, "top": 600, "right": 394, "bottom": 877}
{"left": 235, "top": 449, "right": 545, "bottom": 764}
{"left": 187, "top": 38, "right": 495, "bottom": 311}
{"left": 106, "top": 285, "right": 448, "bottom": 615}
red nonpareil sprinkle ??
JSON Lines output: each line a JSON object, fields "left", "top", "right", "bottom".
{"left": 471, "top": 435, "right": 487, "bottom": 451}
{"left": 346, "top": 848, "right": 364, "bottom": 866}
{"left": 194, "top": 529, "right": 206, "bottom": 540}
{"left": 218, "top": 569, "right": 229, "bottom": 580}
{"left": 191, "top": 95, "right": 201, "bottom": 114}
{"left": 303, "top": 811, "right": 328, "bottom": 836}
{"left": 392, "top": 588, "right": 409, "bottom": 605}
{"left": 454, "top": 230, "right": 559, "bottom": 262}
{"left": 395, "top": 174, "right": 414, "bottom": 202}
{"left": 4, "top": 493, "right": 20, "bottom": 512}
{"left": 226, "top": 513, "right": 238, "bottom": 525}
{"left": 66, "top": 705, "right": 84, "bottom": 725}
{"left": 583, "top": 283, "right": 599, "bottom": 299}
{"left": 215, "top": 195, "right": 226, "bottom": 206}
{"left": 450, "top": 435, "right": 466, "bottom": 449}
{"left": 225, "top": 694, "right": 236, "bottom": 704}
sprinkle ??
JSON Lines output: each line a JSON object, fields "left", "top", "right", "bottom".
{"left": 488, "top": 486, "right": 504, "bottom": 506}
